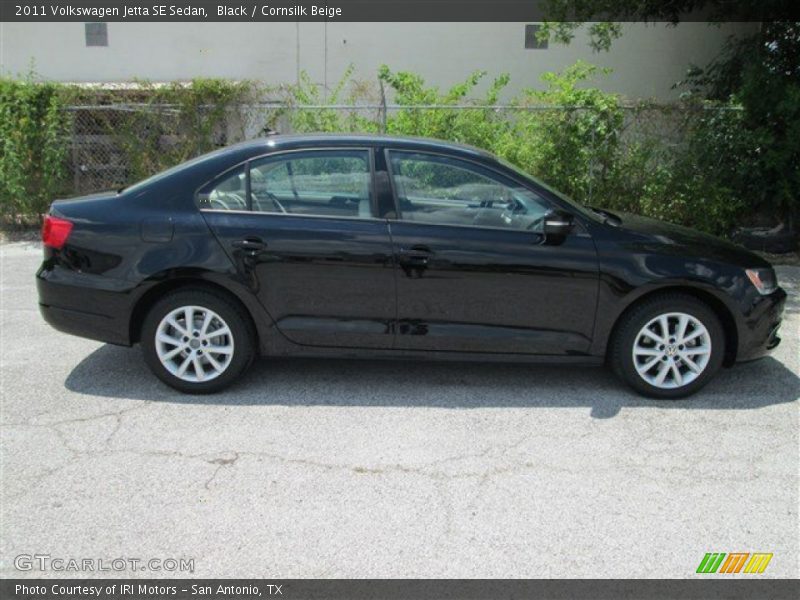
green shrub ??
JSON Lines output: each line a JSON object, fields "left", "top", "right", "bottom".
{"left": 0, "top": 63, "right": 783, "bottom": 239}
{"left": 110, "top": 78, "right": 258, "bottom": 182}
{"left": 0, "top": 75, "right": 71, "bottom": 224}
{"left": 271, "top": 65, "right": 379, "bottom": 134}
{"left": 659, "top": 104, "right": 753, "bottom": 234}
{"left": 494, "top": 61, "right": 624, "bottom": 205}
{"left": 0, "top": 77, "right": 259, "bottom": 225}
{"left": 378, "top": 65, "right": 512, "bottom": 150}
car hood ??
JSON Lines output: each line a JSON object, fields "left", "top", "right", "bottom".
{"left": 612, "top": 212, "right": 770, "bottom": 268}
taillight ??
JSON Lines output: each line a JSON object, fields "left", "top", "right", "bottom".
{"left": 41, "top": 215, "right": 73, "bottom": 249}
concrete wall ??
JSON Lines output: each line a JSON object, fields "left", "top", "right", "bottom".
{"left": 0, "top": 22, "right": 754, "bottom": 101}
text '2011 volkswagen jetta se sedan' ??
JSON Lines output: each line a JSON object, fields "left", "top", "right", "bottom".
{"left": 37, "top": 135, "right": 786, "bottom": 398}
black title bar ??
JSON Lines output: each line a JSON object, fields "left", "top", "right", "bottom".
{"left": 3, "top": 579, "right": 800, "bottom": 600}
{"left": 3, "top": 1, "right": 800, "bottom": 22}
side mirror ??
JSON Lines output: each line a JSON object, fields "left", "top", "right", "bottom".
{"left": 543, "top": 211, "right": 574, "bottom": 238}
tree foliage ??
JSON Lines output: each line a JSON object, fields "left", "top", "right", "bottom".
{"left": 0, "top": 74, "right": 70, "bottom": 225}
{"left": 110, "top": 78, "right": 258, "bottom": 182}
{"left": 539, "top": 1, "right": 800, "bottom": 228}
{"left": 280, "top": 63, "right": 755, "bottom": 235}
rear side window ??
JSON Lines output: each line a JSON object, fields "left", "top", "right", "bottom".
{"left": 197, "top": 150, "right": 373, "bottom": 219}
{"left": 196, "top": 166, "right": 247, "bottom": 211}
{"left": 249, "top": 150, "right": 371, "bottom": 218}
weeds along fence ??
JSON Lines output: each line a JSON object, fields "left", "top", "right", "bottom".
{"left": 2, "top": 99, "right": 748, "bottom": 236}
{"left": 64, "top": 101, "right": 698, "bottom": 195}
{"left": 3, "top": 61, "right": 782, "bottom": 236}
{"left": 65, "top": 102, "right": 264, "bottom": 194}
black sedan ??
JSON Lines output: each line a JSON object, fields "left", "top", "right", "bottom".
{"left": 37, "top": 135, "right": 786, "bottom": 398}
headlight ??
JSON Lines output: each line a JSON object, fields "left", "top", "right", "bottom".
{"left": 746, "top": 268, "right": 778, "bottom": 295}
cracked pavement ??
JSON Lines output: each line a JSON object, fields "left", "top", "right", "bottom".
{"left": 1, "top": 241, "right": 798, "bottom": 578}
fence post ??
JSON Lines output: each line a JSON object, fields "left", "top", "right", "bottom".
{"left": 69, "top": 109, "right": 80, "bottom": 195}
{"left": 379, "top": 80, "right": 387, "bottom": 134}
{"left": 588, "top": 115, "right": 595, "bottom": 204}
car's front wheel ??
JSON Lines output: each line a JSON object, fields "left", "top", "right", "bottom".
{"left": 141, "top": 288, "right": 255, "bottom": 393}
{"left": 610, "top": 294, "right": 725, "bottom": 399}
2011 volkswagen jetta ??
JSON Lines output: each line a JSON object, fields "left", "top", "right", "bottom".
{"left": 37, "top": 135, "right": 786, "bottom": 398}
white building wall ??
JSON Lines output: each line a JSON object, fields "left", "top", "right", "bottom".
{"left": 0, "top": 21, "right": 755, "bottom": 101}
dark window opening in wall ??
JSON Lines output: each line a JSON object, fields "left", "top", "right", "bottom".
{"left": 85, "top": 22, "right": 108, "bottom": 47}
{"left": 524, "top": 24, "right": 547, "bottom": 49}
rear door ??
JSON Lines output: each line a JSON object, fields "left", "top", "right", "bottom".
{"left": 384, "top": 150, "right": 599, "bottom": 355}
{"left": 199, "top": 148, "right": 397, "bottom": 349}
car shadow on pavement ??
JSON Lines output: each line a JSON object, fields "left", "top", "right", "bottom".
{"left": 64, "top": 344, "right": 800, "bottom": 419}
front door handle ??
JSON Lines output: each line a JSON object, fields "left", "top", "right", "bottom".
{"left": 232, "top": 237, "right": 266, "bottom": 253}
{"left": 399, "top": 245, "right": 433, "bottom": 266}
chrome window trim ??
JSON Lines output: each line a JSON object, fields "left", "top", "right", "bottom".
{"left": 199, "top": 208, "right": 388, "bottom": 224}
{"left": 196, "top": 146, "right": 378, "bottom": 220}
{"left": 384, "top": 148, "right": 557, "bottom": 235}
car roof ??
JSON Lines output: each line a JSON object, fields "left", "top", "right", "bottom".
{"left": 225, "top": 133, "right": 496, "bottom": 160}
{"left": 122, "top": 133, "right": 503, "bottom": 198}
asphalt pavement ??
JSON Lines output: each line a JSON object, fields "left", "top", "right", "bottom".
{"left": 1, "top": 240, "right": 798, "bottom": 578}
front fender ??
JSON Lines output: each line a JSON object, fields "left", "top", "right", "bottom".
{"left": 589, "top": 273, "right": 745, "bottom": 361}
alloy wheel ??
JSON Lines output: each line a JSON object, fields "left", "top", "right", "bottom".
{"left": 155, "top": 305, "right": 235, "bottom": 383}
{"left": 631, "top": 312, "right": 711, "bottom": 389}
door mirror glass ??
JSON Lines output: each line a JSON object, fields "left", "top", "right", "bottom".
{"left": 543, "top": 211, "right": 574, "bottom": 237}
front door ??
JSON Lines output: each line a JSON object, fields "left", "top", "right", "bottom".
{"left": 200, "top": 148, "right": 396, "bottom": 349}
{"left": 385, "top": 150, "right": 599, "bottom": 355}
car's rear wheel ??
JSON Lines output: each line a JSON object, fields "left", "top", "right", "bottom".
{"left": 610, "top": 294, "right": 725, "bottom": 399}
{"left": 141, "top": 288, "right": 255, "bottom": 393}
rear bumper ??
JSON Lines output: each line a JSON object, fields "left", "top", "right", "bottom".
{"left": 736, "top": 287, "right": 787, "bottom": 362}
{"left": 39, "top": 303, "right": 129, "bottom": 346}
{"left": 36, "top": 266, "right": 132, "bottom": 346}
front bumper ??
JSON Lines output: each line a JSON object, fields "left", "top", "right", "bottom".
{"left": 736, "top": 286, "right": 787, "bottom": 362}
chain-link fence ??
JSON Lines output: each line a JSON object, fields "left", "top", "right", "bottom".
{"left": 63, "top": 101, "right": 726, "bottom": 198}
{"left": 66, "top": 103, "right": 267, "bottom": 194}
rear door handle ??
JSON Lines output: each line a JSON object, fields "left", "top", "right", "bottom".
{"left": 232, "top": 237, "right": 266, "bottom": 253}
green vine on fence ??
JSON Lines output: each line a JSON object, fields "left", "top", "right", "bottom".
{"left": 281, "top": 63, "right": 764, "bottom": 236}
{"left": 0, "top": 65, "right": 788, "bottom": 238}
{"left": 107, "top": 78, "right": 259, "bottom": 183}
{"left": 0, "top": 75, "right": 70, "bottom": 226}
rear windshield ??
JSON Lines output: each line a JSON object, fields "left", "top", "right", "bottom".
{"left": 121, "top": 149, "right": 229, "bottom": 195}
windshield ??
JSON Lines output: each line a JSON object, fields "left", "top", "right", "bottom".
{"left": 496, "top": 157, "right": 604, "bottom": 223}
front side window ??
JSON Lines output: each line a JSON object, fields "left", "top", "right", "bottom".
{"left": 249, "top": 150, "right": 371, "bottom": 218}
{"left": 388, "top": 151, "right": 551, "bottom": 231}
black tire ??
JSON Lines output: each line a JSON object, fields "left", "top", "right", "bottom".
{"left": 609, "top": 293, "right": 725, "bottom": 399}
{"left": 141, "top": 288, "right": 256, "bottom": 394}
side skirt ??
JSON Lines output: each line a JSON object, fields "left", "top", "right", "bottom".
{"left": 260, "top": 343, "right": 604, "bottom": 365}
